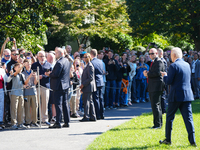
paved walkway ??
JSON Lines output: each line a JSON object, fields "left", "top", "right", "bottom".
{"left": 0, "top": 102, "right": 152, "bottom": 150}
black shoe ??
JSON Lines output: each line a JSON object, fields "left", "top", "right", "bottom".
{"left": 151, "top": 126, "right": 161, "bottom": 129}
{"left": 159, "top": 139, "right": 171, "bottom": 145}
{"left": 49, "top": 123, "right": 61, "bottom": 129}
{"left": 89, "top": 118, "right": 96, "bottom": 122}
{"left": 191, "top": 143, "right": 197, "bottom": 147}
{"left": 101, "top": 116, "right": 105, "bottom": 119}
{"left": 79, "top": 118, "right": 90, "bottom": 122}
{"left": 62, "top": 123, "right": 69, "bottom": 128}
{"left": 97, "top": 117, "right": 101, "bottom": 120}
{"left": 71, "top": 113, "right": 78, "bottom": 118}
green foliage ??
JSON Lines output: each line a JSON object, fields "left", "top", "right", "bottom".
{"left": 90, "top": 32, "right": 133, "bottom": 54}
{"left": 0, "top": 0, "right": 61, "bottom": 53}
{"left": 175, "top": 41, "right": 194, "bottom": 52}
{"left": 126, "top": 0, "right": 200, "bottom": 50}
{"left": 164, "top": 46, "right": 174, "bottom": 51}
{"left": 133, "top": 46, "right": 145, "bottom": 52}
{"left": 53, "top": 0, "right": 131, "bottom": 47}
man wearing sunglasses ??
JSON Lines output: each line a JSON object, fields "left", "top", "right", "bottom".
{"left": 143, "top": 48, "right": 165, "bottom": 129}
{"left": 7, "top": 49, "right": 19, "bottom": 74}
{"left": 1, "top": 49, "right": 11, "bottom": 65}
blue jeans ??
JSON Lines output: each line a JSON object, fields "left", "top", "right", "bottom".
{"left": 136, "top": 79, "right": 146, "bottom": 100}
{"left": 115, "top": 80, "right": 122, "bottom": 105}
{"left": 131, "top": 76, "right": 136, "bottom": 102}
{"left": 105, "top": 80, "right": 116, "bottom": 107}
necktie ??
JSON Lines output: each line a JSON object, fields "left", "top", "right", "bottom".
{"left": 150, "top": 61, "right": 153, "bottom": 68}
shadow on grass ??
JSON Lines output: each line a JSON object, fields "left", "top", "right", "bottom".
{"left": 69, "top": 132, "right": 103, "bottom": 136}
{"left": 109, "top": 126, "right": 152, "bottom": 131}
{"left": 106, "top": 144, "right": 193, "bottom": 150}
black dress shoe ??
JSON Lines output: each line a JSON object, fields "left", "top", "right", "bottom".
{"left": 101, "top": 116, "right": 105, "bottom": 119}
{"left": 62, "top": 123, "right": 69, "bottom": 128}
{"left": 97, "top": 117, "right": 101, "bottom": 120}
{"left": 151, "top": 126, "right": 161, "bottom": 129}
{"left": 49, "top": 123, "right": 61, "bottom": 129}
{"left": 159, "top": 139, "right": 171, "bottom": 145}
{"left": 191, "top": 143, "right": 197, "bottom": 147}
{"left": 89, "top": 118, "right": 96, "bottom": 121}
{"left": 79, "top": 118, "right": 90, "bottom": 122}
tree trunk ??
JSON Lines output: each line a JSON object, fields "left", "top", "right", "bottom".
{"left": 193, "top": 38, "right": 200, "bottom": 51}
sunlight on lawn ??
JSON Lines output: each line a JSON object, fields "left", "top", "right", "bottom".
{"left": 87, "top": 100, "right": 200, "bottom": 150}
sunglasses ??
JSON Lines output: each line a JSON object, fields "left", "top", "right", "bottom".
{"left": 12, "top": 54, "right": 19, "bottom": 56}
{"left": 5, "top": 55, "right": 10, "bottom": 57}
{"left": 149, "top": 53, "right": 155, "bottom": 55}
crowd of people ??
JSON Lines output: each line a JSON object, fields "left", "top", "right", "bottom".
{"left": 0, "top": 37, "right": 198, "bottom": 131}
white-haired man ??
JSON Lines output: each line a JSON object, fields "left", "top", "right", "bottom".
{"left": 46, "top": 48, "right": 71, "bottom": 128}
{"left": 31, "top": 51, "right": 52, "bottom": 125}
{"left": 160, "top": 47, "right": 196, "bottom": 146}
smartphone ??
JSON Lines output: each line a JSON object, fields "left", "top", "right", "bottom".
{"left": 46, "top": 69, "right": 50, "bottom": 72}
{"left": 76, "top": 64, "right": 79, "bottom": 67}
{"left": 27, "top": 52, "right": 31, "bottom": 56}
{"left": 10, "top": 38, "right": 13, "bottom": 41}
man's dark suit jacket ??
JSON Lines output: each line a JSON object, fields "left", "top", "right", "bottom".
{"left": 148, "top": 57, "right": 165, "bottom": 92}
{"left": 91, "top": 57, "right": 104, "bottom": 87}
{"left": 81, "top": 62, "right": 96, "bottom": 93}
{"left": 164, "top": 58, "right": 194, "bottom": 102}
{"left": 49, "top": 57, "right": 70, "bottom": 91}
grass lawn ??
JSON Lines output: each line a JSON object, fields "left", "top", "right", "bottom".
{"left": 87, "top": 100, "right": 200, "bottom": 150}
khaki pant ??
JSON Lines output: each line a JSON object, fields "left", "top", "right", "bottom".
{"left": 70, "top": 96, "right": 76, "bottom": 114}
{"left": 37, "top": 87, "right": 49, "bottom": 122}
{"left": 10, "top": 95, "right": 24, "bottom": 125}
{"left": 76, "top": 89, "right": 81, "bottom": 111}
{"left": 24, "top": 95, "right": 38, "bottom": 124}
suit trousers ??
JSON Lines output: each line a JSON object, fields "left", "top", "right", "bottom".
{"left": 149, "top": 91, "right": 162, "bottom": 127}
{"left": 83, "top": 92, "right": 96, "bottom": 120}
{"left": 191, "top": 74, "right": 199, "bottom": 98}
{"left": 37, "top": 87, "right": 49, "bottom": 122}
{"left": 54, "top": 89, "right": 70, "bottom": 125}
{"left": 93, "top": 86, "right": 104, "bottom": 119}
{"left": 166, "top": 101, "right": 196, "bottom": 143}
{"left": 10, "top": 95, "right": 24, "bottom": 125}
{"left": 24, "top": 95, "right": 38, "bottom": 124}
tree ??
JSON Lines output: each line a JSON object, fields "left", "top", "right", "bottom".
{"left": 0, "top": 0, "right": 61, "bottom": 53}
{"left": 51, "top": 0, "right": 131, "bottom": 47}
{"left": 126, "top": 0, "right": 200, "bottom": 50}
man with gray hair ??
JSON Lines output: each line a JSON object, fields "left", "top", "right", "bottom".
{"left": 31, "top": 51, "right": 52, "bottom": 126}
{"left": 46, "top": 48, "right": 71, "bottom": 128}
{"left": 160, "top": 47, "right": 196, "bottom": 146}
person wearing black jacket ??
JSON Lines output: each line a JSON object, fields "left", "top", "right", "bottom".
{"left": 114, "top": 54, "right": 123, "bottom": 107}
{"left": 103, "top": 50, "right": 120, "bottom": 109}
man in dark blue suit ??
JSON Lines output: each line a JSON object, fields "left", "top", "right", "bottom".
{"left": 90, "top": 49, "right": 105, "bottom": 119}
{"left": 45, "top": 48, "right": 71, "bottom": 128}
{"left": 160, "top": 47, "right": 196, "bottom": 146}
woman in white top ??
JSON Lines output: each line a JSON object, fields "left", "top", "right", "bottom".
{"left": 127, "top": 55, "right": 137, "bottom": 105}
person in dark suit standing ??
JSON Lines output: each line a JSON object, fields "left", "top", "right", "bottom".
{"left": 80, "top": 53, "right": 97, "bottom": 122}
{"left": 45, "top": 48, "right": 71, "bottom": 128}
{"left": 143, "top": 48, "right": 165, "bottom": 129}
{"left": 160, "top": 47, "right": 196, "bottom": 146}
{"left": 158, "top": 48, "right": 167, "bottom": 114}
{"left": 90, "top": 49, "right": 105, "bottom": 120}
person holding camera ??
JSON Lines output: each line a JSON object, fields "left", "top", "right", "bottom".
{"left": 104, "top": 50, "right": 120, "bottom": 109}
{"left": 7, "top": 63, "right": 33, "bottom": 129}
{"left": 1, "top": 37, "right": 17, "bottom": 65}
{"left": 22, "top": 59, "right": 39, "bottom": 127}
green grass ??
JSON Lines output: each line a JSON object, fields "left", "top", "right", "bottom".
{"left": 87, "top": 100, "right": 200, "bottom": 150}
